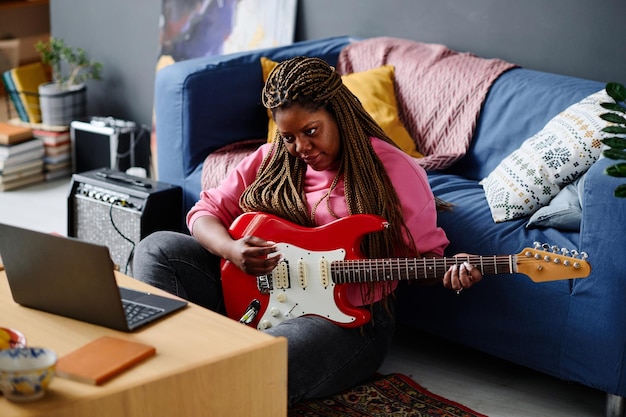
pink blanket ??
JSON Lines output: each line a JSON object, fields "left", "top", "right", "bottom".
{"left": 338, "top": 37, "right": 517, "bottom": 170}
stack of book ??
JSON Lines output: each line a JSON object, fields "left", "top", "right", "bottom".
{"left": 33, "top": 128, "right": 72, "bottom": 180}
{"left": 0, "top": 122, "right": 45, "bottom": 191}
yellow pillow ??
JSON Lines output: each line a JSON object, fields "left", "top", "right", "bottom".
{"left": 260, "top": 57, "right": 422, "bottom": 158}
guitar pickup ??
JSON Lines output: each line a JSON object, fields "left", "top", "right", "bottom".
{"left": 273, "top": 260, "right": 290, "bottom": 289}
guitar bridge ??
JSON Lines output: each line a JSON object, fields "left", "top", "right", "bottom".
{"left": 257, "top": 275, "right": 271, "bottom": 294}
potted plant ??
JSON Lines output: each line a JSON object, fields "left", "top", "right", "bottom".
{"left": 599, "top": 82, "right": 626, "bottom": 198}
{"left": 35, "top": 37, "right": 103, "bottom": 127}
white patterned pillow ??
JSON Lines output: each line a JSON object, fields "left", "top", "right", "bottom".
{"left": 481, "top": 89, "right": 611, "bottom": 223}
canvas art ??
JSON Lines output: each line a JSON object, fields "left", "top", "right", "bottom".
{"left": 152, "top": 0, "right": 297, "bottom": 172}
{"left": 159, "top": 0, "right": 297, "bottom": 63}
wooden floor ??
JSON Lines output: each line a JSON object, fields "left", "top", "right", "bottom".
{"left": 0, "top": 94, "right": 612, "bottom": 415}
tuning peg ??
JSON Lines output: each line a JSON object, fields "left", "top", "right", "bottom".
{"left": 561, "top": 248, "right": 570, "bottom": 256}
{"left": 580, "top": 252, "right": 589, "bottom": 260}
{"left": 551, "top": 245, "right": 559, "bottom": 253}
{"left": 533, "top": 241, "right": 541, "bottom": 249}
{"left": 542, "top": 243, "right": 550, "bottom": 251}
{"left": 570, "top": 250, "right": 579, "bottom": 258}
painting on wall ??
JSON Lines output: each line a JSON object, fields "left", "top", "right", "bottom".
{"left": 158, "top": 0, "right": 297, "bottom": 66}
{"left": 152, "top": 0, "right": 297, "bottom": 174}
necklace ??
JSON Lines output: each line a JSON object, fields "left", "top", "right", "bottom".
{"left": 309, "top": 170, "right": 342, "bottom": 222}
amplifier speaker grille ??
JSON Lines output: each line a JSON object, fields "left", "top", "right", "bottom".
{"left": 73, "top": 195, "right": 142, "bottom": 274}
{"left": 68, "top": 168, "right": 183, "bottom": 277}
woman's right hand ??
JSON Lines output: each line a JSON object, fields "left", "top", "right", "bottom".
{"left": 191, "top": 215, "right": 281, "bottom": 276}
{"left": 227, "top": 235, "right": 281, "bottom": 276}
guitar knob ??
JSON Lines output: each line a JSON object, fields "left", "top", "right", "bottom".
{"left": 269, "top": 308, "right": 281, "bottom": 317}
{"left": 276, "top": 293, "right": 287, "bottom": 303}
{"left": 260, "top": 320, "right": 272, "bottom": 329}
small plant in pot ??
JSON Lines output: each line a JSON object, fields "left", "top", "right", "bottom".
{"left": 599, "top": 82, "right": 626, "bottom": 198}
{"left": 35, "top": 37, "right": 103, "bottom": 127}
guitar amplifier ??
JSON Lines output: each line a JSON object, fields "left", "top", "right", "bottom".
{"left": 67, "top": 168, "right": 184, "bottom": 276}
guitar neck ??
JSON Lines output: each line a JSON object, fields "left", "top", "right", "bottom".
{"left": 331, "top": 255, "right": 516, "bottom": 284}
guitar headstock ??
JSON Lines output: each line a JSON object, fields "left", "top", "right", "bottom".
{"left": 516, "top": 243, "right": 591, "bottom": 282}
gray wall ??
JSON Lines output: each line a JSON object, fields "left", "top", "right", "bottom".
{"left": 49, "top": 0, "right": 161, "bottom": 128}
{"left": 50, "top": 0, "right": 626, "bottom": 129}
{"left": 297, "top": 0, "right": 626, "bottom": 85}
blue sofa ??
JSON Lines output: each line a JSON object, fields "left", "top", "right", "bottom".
{"left": 154, "top": 36, "right": 626, "bottom": 413}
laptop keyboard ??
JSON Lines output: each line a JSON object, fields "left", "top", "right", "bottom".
{"left": 122, "top": 300, "right": 164, "bottom": 326}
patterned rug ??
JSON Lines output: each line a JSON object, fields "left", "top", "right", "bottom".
{"left": 288, "top": 373, "right": 487, "bottom": 417}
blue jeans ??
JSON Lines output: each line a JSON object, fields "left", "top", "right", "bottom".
{"left": 132, "top": 230, "right": 396, "bottom": 405}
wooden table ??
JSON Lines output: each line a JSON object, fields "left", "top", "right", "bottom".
{"left": 0, "top": 270, "right": 287, "bottom": 417}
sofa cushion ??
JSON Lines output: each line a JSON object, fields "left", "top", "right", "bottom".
{"left": 525, "top": 175, "right": 585, "bottom": 231}
{"left": 481, "top": 89, "right": 611, "bottom": 223}
{"left": 260, "top": 57, "right": 422, "bottom": 158}
{"left": 201, "top": 138, "right": 265, "bottom": 191}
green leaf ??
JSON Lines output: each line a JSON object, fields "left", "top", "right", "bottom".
{"left": 606, "top": 82, "right": 626, "bottom": 102}
{"left": 602, "top": 137, "right": 626, "bottom": 150}
{"left": 601, "top": 113, "right": 626, "bottom": 124}
{"left": 602, "top": 126, "right": 626, "bottom": 135}
{"left": 614, "top": 184, "right": 626, "bottom": 198}
{"left": 601, "top": 103, "right": 626, "bottom": 113}
{"left": 604, "top": 163, "right": 626, "bottom": 177}
{"left": 604, "top": 148, "right": 626, "bottom": 160}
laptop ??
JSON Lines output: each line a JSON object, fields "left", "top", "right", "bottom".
{"left": 0, "top": 222, "right": 187, "bottom": 332}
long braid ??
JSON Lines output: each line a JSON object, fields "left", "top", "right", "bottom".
{"left": 241, "top": 57, "right": 418, "bottom": 302}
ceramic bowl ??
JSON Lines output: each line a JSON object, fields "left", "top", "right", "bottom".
{"left": 0, "top": 347, "right": 57, "bottom": 402}
{"left": 0, "top": 327, "right": 27, "bottom": 350}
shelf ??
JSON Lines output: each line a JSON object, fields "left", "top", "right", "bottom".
{"left": 0, "top": 0, "right": 49, "bottom": 11}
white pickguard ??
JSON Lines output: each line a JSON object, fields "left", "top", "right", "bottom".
{"left": 256, "top": 243, "right": 353, "bottom": 330}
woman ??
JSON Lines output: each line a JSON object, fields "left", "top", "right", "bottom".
{"left": 133, "top": 56, "right": 482, "bottom": 405}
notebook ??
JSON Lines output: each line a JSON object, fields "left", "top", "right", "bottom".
{"left": 9, "top": 62, "right": 49, "bottom": 123}
{"left": 0, "top": 223, "right": 187, "bottom": 331}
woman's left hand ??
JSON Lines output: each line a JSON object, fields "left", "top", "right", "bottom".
{"left": 442, "top": 254, "right": 483, "bottom": 293}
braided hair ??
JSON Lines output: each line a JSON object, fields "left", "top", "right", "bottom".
{"left": 240, "top": 56, "right": 418, "bottom": 263}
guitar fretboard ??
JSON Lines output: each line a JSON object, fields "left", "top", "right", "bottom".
{"left": 330, "top": 255, "right": 516, "bottom": 284}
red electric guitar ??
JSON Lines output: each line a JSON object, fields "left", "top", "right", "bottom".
{"left": 221, "top": 212, "right": 591, "bottom": 330}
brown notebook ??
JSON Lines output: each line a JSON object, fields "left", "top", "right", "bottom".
{"left": 56, "top": 336, "right": 156, "bottom": 385}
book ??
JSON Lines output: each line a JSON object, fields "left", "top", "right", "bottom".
{"left": 0, "top": 122, "right": 33, "bottom": 146}
{"left": 56, "top": 336, "right": 156, "bottom": 385}
{"left": 44, "top": 165, "right": 72, "bottom": 181}
{"left": 0, "top": 164, "right": 43, "bottom": 184}
{"left": 0, "top": 138, "right": 43, "bottom": 158}
{"left": 0, "top": 159, "right": 43, "bottom": 176}
{"left": 43, "top": 142, "right": 71, "bottom": 157}
{"left": 10, "top": 62, "right": 49, "bottom": 124}
{"left": 43, "top": 152, "right": 71, "bottom": 165}
{"left": 1, "top": 70, "right": 29, "bottom": 123}
{"left": 0, "top": 171, "right": 44, "bottom": 191}
{"left": 32, "top": 129, "right": 70, "bottom": 146}
{"left": 0, "top": 147, "right": 44, "bottom": 171}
